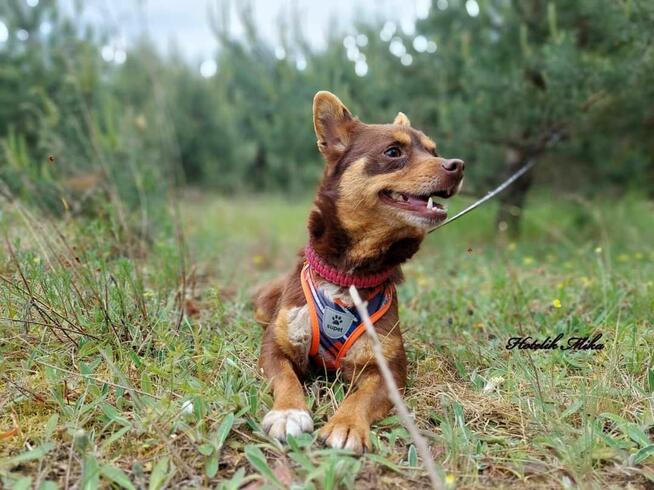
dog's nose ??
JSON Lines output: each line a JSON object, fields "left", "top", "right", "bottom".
{"left": 441, "top": 158, "right": 464, "bottom": 173}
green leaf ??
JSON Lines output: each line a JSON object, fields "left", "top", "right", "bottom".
{"left": 81, "top": 454, "right": 100, "bottom": 490}
{"left": 287, "top": 435, "right": 314, "bottom": 472}
{"left": 37, "top": 481, "right": 58, "bottom": 490}
{"left": 198, "top": 443, "right": 214, "bottom": 456}
{"left": 1, "top": 442, "right": 55, "bottom": 468}
{"left": 148, "top": 457, "right": 171, "bottom": 490}
{"left": 648, "top": 368, "right": 654, "bottom": 393}
{"left": 44, "top": 414, "right": 59, "bottom": 439}
{"left": 407, "top": 444, "right": 417, "bottom": 467}
{"left": 560, "top": 400, "right": 582, "bottom": 420}
{"left": 633, "top": 444, "right": 654, "bottom": 465}
{"left": 101, "top": 403, "right": 130, "bottom": 426}
{"left": 141, "top": 371, "right": 154, "bottom": 394}
{"left": 214, "top": 413, "right": 235, "bottom": 448}
{"left": 625, "top": 424, "right": 651, "bottom": 448}
{"left": 206, "top": 452, "right": 219, "bottom": 478}
{"left": 378, "top": 415, "right": 401, "bottom": 426}
{"left": 562, "top": 355, "right": 584, "bottom": 369}
{"left": 322, "top": 456, "right": 336, "bottom": 490}
{"left": 244, "top": 445, "right": 282, "bottom": 488}
{"left": 100, "top": 464, "right": 136, "bottom": 490}
{"left": 600, "top": 412, "right": 629, "bottom": 426}
{"left": 12, "top": 477, "right": 32, "bottom": 490}
{"left": 366, "top": 453, "right": 403, "bottom": 473}
{"left": 128, "top": 351, "right": 143, "bottom": 369}
{"left": 101, "top": 425, "right": 132, "bottom": 452}
{"left": 220, "top": 468, "right": 248, "bottom": 490}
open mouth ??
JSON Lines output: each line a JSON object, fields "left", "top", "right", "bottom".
{"left": 379, "top": 186, "right": 458, "bottom": 222}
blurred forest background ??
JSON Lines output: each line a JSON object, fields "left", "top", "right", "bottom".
{"left": 1, "top": 0, "right": 653, "bottom": 236}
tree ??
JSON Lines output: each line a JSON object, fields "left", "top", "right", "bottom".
{"left": 413, "top": 0, "right": 654, "bottom": 236}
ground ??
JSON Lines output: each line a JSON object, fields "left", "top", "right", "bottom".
{"left": 0, "top": 192, "right": 653, "bottom": 489}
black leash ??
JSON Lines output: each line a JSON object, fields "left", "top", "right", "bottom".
{"left": 429, "top": 133, "right": 560, "bottom": 233}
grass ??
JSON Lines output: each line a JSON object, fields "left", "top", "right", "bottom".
{"left": 1, "top": 190, "right": 653, "bottom": 489}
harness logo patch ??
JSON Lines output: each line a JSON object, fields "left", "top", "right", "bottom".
{"left": 322, "top": 306, "right": 355, "bottom": 339}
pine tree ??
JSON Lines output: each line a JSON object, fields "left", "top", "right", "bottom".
{"left": 413, "top": 0, "right": 654, "bottom": 236}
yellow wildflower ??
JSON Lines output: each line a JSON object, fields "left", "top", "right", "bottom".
{"left": 552, "top": 298, "right": 562, "bottom": 309}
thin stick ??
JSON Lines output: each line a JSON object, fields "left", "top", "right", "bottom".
{"left": 428, "top": 158, "right": 537, "bottom": 233}
{"left": 349, "top": 286, "right": 444, "bottom": 490}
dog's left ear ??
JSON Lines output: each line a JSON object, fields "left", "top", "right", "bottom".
{"left": 393, "top": 112, "right": 411, "bottom": 127}
{"left": 313, "top": 91, "right": 357, "bottom": 160}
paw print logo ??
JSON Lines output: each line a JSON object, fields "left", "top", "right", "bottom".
{"left": 324, "top": 308, "right": 352, "bottom": 338}
{"left": 331, "top": 314, "right": 343, "bottom": 327}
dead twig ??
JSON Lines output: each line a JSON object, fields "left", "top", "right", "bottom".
{"left": 349, "top": 285, "right": 445, "bottom": 490}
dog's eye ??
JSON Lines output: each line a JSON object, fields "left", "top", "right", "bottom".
{"left": 384, "top": 146, "right": 402, "bottom": 158}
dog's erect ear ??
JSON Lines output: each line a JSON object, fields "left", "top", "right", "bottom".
{"left": 313, "top": 91, "right": 356, "bottom": 159}
{"left": 393, "top": 112, "right": 411, "bottom": 127}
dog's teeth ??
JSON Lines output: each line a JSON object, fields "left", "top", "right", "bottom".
{"left": 427, "top": 197, "right": 433, "bottom": 210}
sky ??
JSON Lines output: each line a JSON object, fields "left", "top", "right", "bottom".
{"left": 58, "top": 0, "right": 432, "bottom": 63}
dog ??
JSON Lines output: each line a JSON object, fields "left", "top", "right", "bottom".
{"left": 254, "top": 91, "right": 464, "bottom": 453}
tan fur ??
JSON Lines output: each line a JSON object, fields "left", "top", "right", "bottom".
{"left": 342, "top": 329, "right": 403, "bottom": 367}
{"left": 393, "top": 112, "right": 411, "bottom": 127}
{"left": 393, "top": 130, "right": 412, "bottom": 145}
{"left": 273, "top": 308, "right": 310, "bottom": 368}
{"left": 420, "top": 135, "right": 436, "bottom": 152}
{"left": 336, "top": 157, "right": 446, "bottom": 263}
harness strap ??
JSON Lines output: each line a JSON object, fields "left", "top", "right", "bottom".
{"left": 300, "top": 263, "right": 394, "bottom": 370}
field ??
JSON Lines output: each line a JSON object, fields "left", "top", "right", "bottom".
{"left": 1, "top": 192, "right": 653, "bottom": 489}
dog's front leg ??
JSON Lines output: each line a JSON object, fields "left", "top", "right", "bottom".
{"left": 320, "top": 351, "right": 407, "bottom": 454}
{"left": 259, "top": 310, "right": 313, "bottom": 442}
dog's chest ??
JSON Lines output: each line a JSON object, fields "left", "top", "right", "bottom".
{"left": 285, "top": 276, "right": 397, "bottom": 372}
{"left": 284, "top": 282, "right": 355, "bottom": 356}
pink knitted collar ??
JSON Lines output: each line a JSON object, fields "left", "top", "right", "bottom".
{"left": 304, "top": 244, "right": 395, "bottom": 289}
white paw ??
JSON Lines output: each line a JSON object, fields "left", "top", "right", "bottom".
{"left": 262, "top": 409, "right": 313, "bottom": 441}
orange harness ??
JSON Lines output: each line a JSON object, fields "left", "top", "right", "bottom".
{"left": 299, "top": 263, "right": 395, "bottom": 370}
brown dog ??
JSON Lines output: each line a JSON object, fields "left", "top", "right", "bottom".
{"left": 254, "top": 91, "right": 464, "bottom": 453}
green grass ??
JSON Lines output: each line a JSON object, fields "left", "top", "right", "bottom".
{"left": 1, "top": 192, "right": 653, "bottom": 489}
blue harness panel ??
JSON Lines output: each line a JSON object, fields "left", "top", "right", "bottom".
{"left": 300, "top": 264, "right": 394, "bottom": 369}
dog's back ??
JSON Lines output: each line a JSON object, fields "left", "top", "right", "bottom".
{"left": 253, "top": 274, "right": 287, "bottom": 327}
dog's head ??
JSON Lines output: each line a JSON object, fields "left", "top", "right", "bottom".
{"left": 308, "top": 91, "right": 464, "bottom": 273}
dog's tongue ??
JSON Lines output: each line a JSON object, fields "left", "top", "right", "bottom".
{"left": 403, "top": 194, "right": 428, "bottom": 208}
{"left": 394, "top": 192, "right": 446, "bottom": 216}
